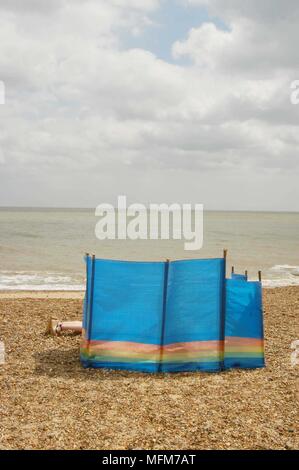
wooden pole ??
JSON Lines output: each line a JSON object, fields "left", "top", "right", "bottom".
{"left": 158, "top": 258, "right": 170, "bottom": 372}
{"left": 220, "top": 249, "right": 227, "bottom": 370}
{"left": 245, "top": 270, "right": 248, "bottom": 280}
{"left": 223, "top": 250, "right": 228, "bottom": 279}
{"left": 258, "top": 270, "right": 262, "bottom": 282}
{"left": 231, "top": 266, "right": 235, "bottom": 274}
{"left": 87, "top": 254, "right": 96, "bottom": 346}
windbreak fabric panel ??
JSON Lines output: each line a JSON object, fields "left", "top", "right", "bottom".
{"left": 161, "top": 259, "right": 225, "bottom": 372}
{"left": 225, "top": 279, "right": 265, "bottom": 369}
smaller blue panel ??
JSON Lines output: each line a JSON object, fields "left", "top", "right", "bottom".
{"left": 225, "top": 279, "right": 264, "bottom": 339}
{"left": 231, "top": 273, "right": 248, "bottom": 281}
{"left": 225, "top": 279, "right": 265, "bottom": 369}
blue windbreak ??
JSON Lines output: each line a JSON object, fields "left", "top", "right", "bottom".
{"left": 81, "top": 257, "right": 264, "bottom": 373}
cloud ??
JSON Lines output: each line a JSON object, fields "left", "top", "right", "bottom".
{"left": 0, "top": 0, "right": 298, "bottom": 209}
{"left": 175, "top": 2, "right": 299, "bottom": 75}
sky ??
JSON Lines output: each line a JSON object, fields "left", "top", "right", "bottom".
{"left": 0, "top": 0, "right": 298, "bottom": 211}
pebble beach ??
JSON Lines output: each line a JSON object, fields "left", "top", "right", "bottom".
{"left": 0, "top": 287, "right": 298, "bottom": 450}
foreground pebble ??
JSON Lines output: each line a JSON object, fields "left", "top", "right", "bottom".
{"left": 0, "top": 287, "right": 298, "bottom": 450}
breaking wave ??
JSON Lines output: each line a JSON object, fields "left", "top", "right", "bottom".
{"left": 263, "top": 265, "right": 299, "bottom": 288}
{"left": 0, "top": 271, "right": 85, "bottom": 291}
{"left": 1, "top": 265, "right": 299, "bottom": 290}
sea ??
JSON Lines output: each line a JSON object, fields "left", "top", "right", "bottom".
{"left": 0, "top": 208, "right": 298, "bottom": 290}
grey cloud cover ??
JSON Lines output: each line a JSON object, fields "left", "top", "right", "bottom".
{"left": 0, "top": 0, "right": 298, "bottom": 210}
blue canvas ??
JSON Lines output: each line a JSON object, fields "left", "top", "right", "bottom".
{"left": 81, "top": 257, "right": 265, "bottom": 373}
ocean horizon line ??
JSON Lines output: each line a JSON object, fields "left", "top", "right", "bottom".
{"left": 0, "top": 206, "right": 298, "bottom": 214}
